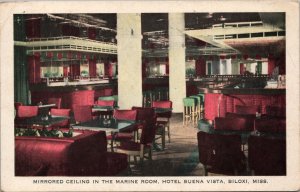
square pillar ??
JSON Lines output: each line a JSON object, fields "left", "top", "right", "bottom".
{"left": 169, "top": 13, "right": 186, "bottom": 113}
{"left": 117, "top": 14, "right": 142, "bottom": 109}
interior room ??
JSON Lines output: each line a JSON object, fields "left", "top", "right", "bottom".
{"left": 14, "top": 12, "right": 286, "bottom": 176}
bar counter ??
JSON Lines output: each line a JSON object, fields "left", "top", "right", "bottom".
{"left": 30, "top": 79, "right": 117, "bottom": 109}
{"left": 201, "top": 87, "right": 286, "bottom": 121}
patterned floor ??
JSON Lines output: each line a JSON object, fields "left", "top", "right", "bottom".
{"left": 128, "top": 113, "right": 205, "bottom": 176}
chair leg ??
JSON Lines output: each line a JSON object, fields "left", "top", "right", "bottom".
{"left": 162, "top": 128, "right": 165, "bottom": 150}
{"left": 167, "top": 124, "right": 171, "bottom": 143}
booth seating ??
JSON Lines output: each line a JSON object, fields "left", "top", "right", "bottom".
{"left": 15, "top": 130, "right": 128, "bottom": 176}
{"left": 235, "top": 105, "right": 261, "bottom": 115}
{"left": 254, "top": 118, "right": 286, "bottom": 134}
{"left": 248, "top": 135, "right": 286, "bottom": 175}
{"left": 214, "top": 116, "right": 254, "bottom": 150}
{"left": 197, "top": 131, "right": 246, "bottom": 175}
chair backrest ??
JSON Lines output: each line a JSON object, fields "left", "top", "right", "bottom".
{"left": 214, "top": 116, "right": 254, "bottom": 131}
{"left": 113, "top": 109, "right": 137, "bottom": 121}
{"left": 98, "top": 96, "right": 118, "bottom": 106}
{"left": 235, "top": 105, "right": 260, "bottom": 115}
{"left": 50, "top": 108, "right": 71, "bottom": 128}
{"left": 48, "top": 98, "right": 62, "bottom": 109}
{"left": 254, "top": 118, "right": 286, "bottom": 133}
{"left": 98, "top": 96, "right": 115, "bottom": 101}
{"left": 183, "top": 97, "right": 197, "bottom": 107}
{"left": 152, "top": 101, "right": 172, "bottom": 109}
{"left": 248, "top": 135, "right": 286, "bottom": 175}
{"left": 132, "top": 106, "right": 155, "bottom": 122}
{"left": 95, "top": 100, "right": 115, "bottom": 107}
{"left": 50, "top": 108, "right": 71, "bottom": 117}
{"left": 152, "top": 101, "right": 172, "bottom": 118}
{"left": 17, "top": 106, "right": 39, "bottom": 118}
{"left": 197, "top": 131, "right": 244, "bottom": 174}
{"left": 73, "top": 105, "right": 92, "bottom": 123}
{"left": 138, "top": 109, "right": 156, "bottom": 145}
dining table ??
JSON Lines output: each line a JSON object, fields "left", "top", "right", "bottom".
{"left": 72, "top": 118, "right": 136, "bottom": 151}
{"left": 15, "top": 115, "right": 69, "bottom": 130}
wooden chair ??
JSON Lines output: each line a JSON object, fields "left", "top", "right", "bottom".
{"left": 106, "top": 109, "right": 137, "bottom": 151}
{"left": 152, "top": 101, "right": 172, "bottom": 143}
{"left": 116, "top": 108, "right": 156, "bottom": 165}
{"left": 132, "top": 106, "right": 155, "bottom": 142}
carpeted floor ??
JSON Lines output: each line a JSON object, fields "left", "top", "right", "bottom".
{"left": 128, "top": 113, "right": 205, "bottom": 176}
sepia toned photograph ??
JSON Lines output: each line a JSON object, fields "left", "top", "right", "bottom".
{"left": 1, "top": 1, "right": 299, "bottom": 191}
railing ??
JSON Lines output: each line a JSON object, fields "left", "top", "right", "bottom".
{"left": 27, "top": 36, "right": 116, "bottom": 46}
{"left": 17, "top": 36, "right": 117, "bottom": 55}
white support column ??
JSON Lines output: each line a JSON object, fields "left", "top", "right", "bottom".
{"left": 117, "top": 13, "right": 142, "bottom": 109}
{"left": 169, "top": 13, "right": 186, "bottom": 113}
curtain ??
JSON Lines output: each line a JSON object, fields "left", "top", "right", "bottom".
{"left": 15, "top": 46, "right": 29, "bottom": 105}
{"left": 14, "top": 15, "right": 29, "bottom": 104}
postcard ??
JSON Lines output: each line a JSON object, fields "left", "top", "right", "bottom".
{"left": 0, "top": 0, "right": 299, "bottom": 191}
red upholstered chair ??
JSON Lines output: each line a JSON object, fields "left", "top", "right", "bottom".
{"left": 248, "top": 135, "right": 286, "bottom": 175}
{"left": 48, "top": 97, "right": 62, "bottom": 109}
{"left": 132, "top": 107, "right": 156, "bottom": 141}
{"left": 73, "top": 105, "right": 92, "bottom": 123}
{"left": 152, "top": 101, "right": 172, "bottom": 143}
{"left": 197, "top": 131, "right": 246, "bottom": 175}
{"left": 116, "top": 108, "right": 156, "bottom": 165}
{"left": 50, "top": 108, "right": 71, "bottom": 128}
{"left": 95, "top": 100, "right": 115, "bottom": 107}
{"left": 106, "top": 109, "right": 138, "bottom": 149}
{"left": 113, "top": 109, "right": 137, "bottom": 121}
{"left": 17, "top": 106, "right": 39, "bottom": 118}
{"left": 235, "top": 105, "right": 260, "bottom": 115}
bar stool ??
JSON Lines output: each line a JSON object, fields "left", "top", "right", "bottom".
{"left": 183, "top": 97, "right": 198, "bottom": 125}
{"left": 189, "top": 95, "right": 202, "bottom": 120}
